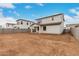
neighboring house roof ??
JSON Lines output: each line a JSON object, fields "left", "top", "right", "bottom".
{"left": 66, "top": 24, "right": 79, "bottom": 27}
{"left": 35, "top": 13, "right": 64, "bottom": 21}
{"left": 16, "top": 19, "right": 34, "bottom": 23}
{"left": 6, "top": 23, "right": 16, "bottom": 25}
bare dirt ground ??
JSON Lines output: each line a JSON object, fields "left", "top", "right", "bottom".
{"left": 0, "top": 33, "right": 79, "bottom": 56}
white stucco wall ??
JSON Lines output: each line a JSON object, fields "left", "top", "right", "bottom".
{"left": 30, "top": 24, "right": 39, "bottom": 32}
{"left": 6, "top": 24, "right": 16, "bottom": 29}
{"left": 38, "top": 14, "right": 64, "bottom": 24}
{"left": 60, "top": 22, "right": 64, "bottom": 33}
{"left": 14, "top": 25, "right": 29, "bottom": 29}
{"left": 16, "top": 20, "right": 33, "bottom": 29}
{"left": 0, "top": 25, "right": 2, "bottom": 29}
{"left": 31, "top": 14, "right": 64, "bottom": 34}
{"left": 39, "top": 23, "right": 64, "bottom": 34}
{"left": 37, "top": 14, "right": 64, "bottom": 34}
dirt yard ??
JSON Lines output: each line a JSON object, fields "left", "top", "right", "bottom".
{"left": 0, "top": 33, "right": 79, "bottom": 56}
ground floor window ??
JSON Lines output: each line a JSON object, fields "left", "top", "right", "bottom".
{"left": 43, "top": 26, "right": 46, "bottom": 31}
{"left": 37, "top": 27, "right": 39, "bottom": 31}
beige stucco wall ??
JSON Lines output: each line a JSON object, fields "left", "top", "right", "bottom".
{"left": 30, "top": 24, "right": 39, "bottom": 32}
{"left": 16, "top": 20, "right": 33, "bottom": 29}
{"left": 38, "top": 14, "right": 64, "bottom": 24}
{"left": 6, "top": 24, "right": 16, "bottom": 29}
{"left": 39, "top": 22, "right": 64, "bottom": 34}
{"left": 14, "top": 25, "right": 29, "bottom": 29}
{"left": 31, "top": 14, "right": 64, "bottom": 34}
{"left": 37, "top": 14, "right": 64, "bottom": 34}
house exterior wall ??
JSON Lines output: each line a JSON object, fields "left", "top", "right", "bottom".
{"left": 31, "top": 14, "right": 64, "bottom": 34}
{"left": 60, "top": 22, "right": 64, "bottom": 33}
{"left": 39, "top": 22, "right": 64, "bottom": 34}
{"left": 14, "top": 25, "right": 29, "bottom": 29}
{"left": 38, "top": 14, "right": 64, "bottom": 24}
{"left": 6, "top": 24, "right": 15, "bottom": 29}
{"left": 16, "top": 20, "right": 33, "bottom": 29}
{"left": 0, "top": 25, "right": 2, "bottom": 29}
{"left": 30, "top": 24, "right": 39, "bottom": 33}
{"left": 36, "top": 14, "right": 64, "bottom": 34}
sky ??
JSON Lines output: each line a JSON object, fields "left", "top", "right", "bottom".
{"left": 0, "top": 3, "right": 79, "bottom": 27}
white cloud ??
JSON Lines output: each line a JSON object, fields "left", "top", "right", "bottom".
{"left": 69, "top": 9, "right": 76, "bottom": 13}
{"left": 31, "top": 14, "right": 37, "bottom": 17}
{"left": 76, "top": 7, "right": 79, "bottom": 10}
{"left": 37, "top": 3, "right": 44, "bottom": 6}
{"left": 0, "top": 10, "right": 16, "bottom": 28}
{"left": 13, "top": 11, "right": 20, "bottom": 16}
{"left": 0, "top": 9, "right": 3, "bottom": 12}
{"left": 0, "top": 11, "right": 4, "bottom": 17}
{"left": 0, "top": 17, "right": 16, "bottom": 28}
{"left": 9, "top": 10, "right": 20, "bottom": 17}
{"left": 64, "top": 14, "right": 79, "bottom": 24}
{"left": 0, "top": 3, "right": 15, "bottom": 9}
{"left": 25, "top": 5, "right": 32, "bottom": 9}
{"left": 64, "top": 15, "right": 73, "bottom": 21}
{"left": 69, "top": 8, "right": 79, "bottom": 16}
{"left": 65, "top": 8, "right": 79, "bottom": 24}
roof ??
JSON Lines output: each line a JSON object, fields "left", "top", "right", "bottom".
{"left": 40, "top": 22, "right": 62, "bottom": 26}
{"left": 30, "top": 23, "right": 39, "bottom": 27}
{"left": 6, "top": 23, "right": 16, "bottom": 25}
{"left": 35, "top": 13, "right": 64, "bottom": 20}
{"left": 66, "top": 23, "right": 79, "bottom": 27}
{"left": 16, "top": 19, "right": 34, "bottom": 23}
{"left": 30, "top": 22, "right": 62, "bottom": 27}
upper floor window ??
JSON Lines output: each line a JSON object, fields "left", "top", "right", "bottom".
{"left": 52, "top": 17, "right": 54, "bottom": 20}
{"left": 21, "top": 21, "right": 23, "bottom": 25}
{"left": 27, "top": 22, "right": 28, "bottom": 25}
{"left": 37, "top": 20, "right": 41, "bottom": 23}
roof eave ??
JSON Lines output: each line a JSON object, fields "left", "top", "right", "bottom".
{"left": 35, "top": 13, "right": 64, "bottom": 20}
{"left": 40, "top": 22, "right": 62, "bottom": 26}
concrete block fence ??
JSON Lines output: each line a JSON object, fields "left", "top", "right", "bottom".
{"left": 71, "top": 27, "right": 79, "bottom": 40}
{"left": 0, "top": 29, "right": 30, "bottom": 33}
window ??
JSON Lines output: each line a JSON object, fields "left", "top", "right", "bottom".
{"left": 27, "top": 22, "right": 28, "bottom": 25}
{"left": 38, "top": 20, "right": 41, "bottom": 23}
{"left": 37, "top": 27, "right": 39, "bottom": 31}
{"left": 52, "top": 17, "right": 54, "bottom": 20}
{"left": 43, "top": 26, "right": 46, "bottom": 31}
{"left": 21, "top": 21, "right": 23, "bottom": 25}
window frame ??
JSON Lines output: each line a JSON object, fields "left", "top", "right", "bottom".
{"left": 37, "top": 27, "right": 39, "bottom": 31}
{"left": 43, "top": 26, "right": 46, "bottom": 31}
{"left": 52, "top": 17, "right": 54, "bottom": 20}
{"left": 21, "top": 21, "right": 23, "bottom": 25}
{"left": 27, "top": 22, "right": 28, "bottom": 25}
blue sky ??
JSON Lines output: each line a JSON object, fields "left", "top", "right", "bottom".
{"left": 0, "top": 3, "right": 79, "bottom": 27}
{"left": 2, "top": 3, "right": 78, "bottom": 19}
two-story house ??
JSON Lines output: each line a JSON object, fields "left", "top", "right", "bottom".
{"left": 15, "top": 19, "right": 34, "bottom": 29}
{"left": 31, "top": 13, "right": 64, "bottom": 34}
{"left": 6, "top": 23, "right": 16, "bottom": 29}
